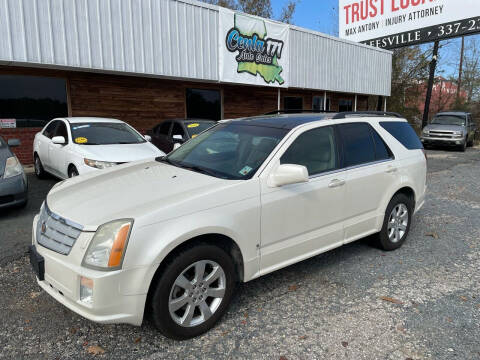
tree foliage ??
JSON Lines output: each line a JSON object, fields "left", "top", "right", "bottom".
{"left": 202, "top": 0, "right": 297, "bottom": 24}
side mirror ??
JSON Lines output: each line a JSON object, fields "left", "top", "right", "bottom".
{"left": 144, "top": 135, "right": 152, "bottom": 142}
{"left": 173, "top": 142, "right": 182, "bottom": 150}
{"left": 51, "top": 136, "right": 66, "bottom": 145}
{"left": 7, "top": 138, "right": 20, "bottom": 147}
{"left": 268, "top": 164, "right": 309, "bottom": 187}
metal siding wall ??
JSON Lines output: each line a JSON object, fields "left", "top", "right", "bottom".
{"left": 0, "top": 0, "right": 390, "bottom": 96}
{"left": 0, "top": 0, "right": 218, "bottom": 81}
{"left": 289, "top": 29, "right": 391, "bottom": 96}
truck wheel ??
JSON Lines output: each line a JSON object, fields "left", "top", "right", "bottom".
{"left": 460, "top": 139, "right": 467, "bottom": 152}
{"left": 376, "top": 193, "right": 413, "bottom": 251}
{"left": 150, "top": 244, "right": 236, "bottom": 340}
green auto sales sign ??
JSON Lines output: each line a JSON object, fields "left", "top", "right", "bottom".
{"left": 219, "top": 9, "right": 289, "bottom": 87}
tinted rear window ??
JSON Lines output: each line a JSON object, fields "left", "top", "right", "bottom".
{"left": 337, "top": 123, "right": 376, "bottom": 167}
{"left": 380, "top": 121, "right": 423, "bottom": 150}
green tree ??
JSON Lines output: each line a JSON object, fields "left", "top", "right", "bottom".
{"left": 202, "top": 0, "right": 298, "bottom": 24}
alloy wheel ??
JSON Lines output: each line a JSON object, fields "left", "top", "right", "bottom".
{"left": 387, "top": 203, "right": 409, "bottom": 243}
{"left": 168, "top": 260, "right": 226, "bottom": 327}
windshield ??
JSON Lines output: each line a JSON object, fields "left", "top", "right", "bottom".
{"left": 431, "top": 115, "right": 466, "bottom": 126}
{"left": 70, "top": 122, "right": 145, "bottom": 145}
{"left": 165, "top": 123, "right": 288, "bottom": 180}
{"left": 185, "top": 121, "right": 215, "bottom": 138}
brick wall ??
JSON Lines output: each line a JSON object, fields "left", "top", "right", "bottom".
{"left": 0, "top": 127, "right": 41, "bottom": 165}
{"left": 0, "top": 65, "right": 374, "bottom": 165}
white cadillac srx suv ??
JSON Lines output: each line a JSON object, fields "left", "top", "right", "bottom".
{"left": 30, "top": 112, "right": 427, "bottom": 340}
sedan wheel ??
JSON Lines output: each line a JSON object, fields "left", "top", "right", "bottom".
{"left": 34, "top": 155, "right": 46, "bottom": 179}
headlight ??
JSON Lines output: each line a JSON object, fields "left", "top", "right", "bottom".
{"left": 84, "top": 158, "right": 117, "bottom": 169}
{"left": 82, "top": 219, "right": 133, "bottom": 270}
{"left": 422, "top": 129, "right": 429, "bottom": 134}
{"left": 3, "top": 155, "right": 23, "bottom": 179}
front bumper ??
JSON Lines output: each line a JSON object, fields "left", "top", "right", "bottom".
{"left": 0, "top": 173, "right": 27, "bottom": 209}
{"left": 31, "top": 215, "right": 149, "bottom": 326}
{"left": 420, "top": 136, "right": 464, "bottom": 147}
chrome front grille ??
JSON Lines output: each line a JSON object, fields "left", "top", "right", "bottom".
{"left": 429, "top": 131, "right": 455, "bottom": 138}
{"left": 36, "top": 204, "right": 83, "bottom": 255}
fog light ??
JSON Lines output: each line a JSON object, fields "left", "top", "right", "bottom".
{"left": 456, "top": 141, "right": 461, "bottom": 145}
{"left": 80, "top": 276, "right": 93, "bottom": 304}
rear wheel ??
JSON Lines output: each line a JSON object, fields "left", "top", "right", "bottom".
{"left": 150, "top": 244, "right": 236, "bottom": 340}
{"left": 34, "top": 155, "right": 46, "bottom": 179}
{"left": 377, "top": 193, "right": 413, "bottom": 251}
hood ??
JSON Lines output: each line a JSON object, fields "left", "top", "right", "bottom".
{"left": 425, "top": 124, "right": 465, "bottom": 132}
{"left": 46, "top": 160, "right": 244, "bottom": 230}
{"left": 76, "top": 142, "right": 164, "bottom": 163}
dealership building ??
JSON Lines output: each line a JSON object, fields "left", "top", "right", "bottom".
{"left": 0, "top": 0, "right": 392, "bottom": 164}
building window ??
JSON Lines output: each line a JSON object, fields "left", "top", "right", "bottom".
{"left": 186, "top": 88, "right": 221, "bottom": 120}
{"left": 339, "top": 99, "right": 353, "bottom": 112}
{"left": 0, "top": 75, "right": 68, "bottom": 128}
{"left": 284, "top": 97, "right": 303, "bottom": 111}
{"left": 313, "top": 96, "right": 330, "bottom": 111}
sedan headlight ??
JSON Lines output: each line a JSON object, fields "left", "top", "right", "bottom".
{"left": 3, "top": 155, "right": 23, "bottom": 179}
{"left": 82, "top": 219, "right": 133, "bottom": 270}
{"left": 84, "top": 158, "right": 118, "bottom": 169}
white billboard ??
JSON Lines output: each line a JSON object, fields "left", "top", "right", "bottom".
{"left": 219, "top": 8, "right": 289, "bottom": 87}
{"left": 339, "top": 0, "right": 480, "bottom": 49}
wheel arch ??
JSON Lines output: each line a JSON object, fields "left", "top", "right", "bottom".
{"left": 144, "top": 233, "right": 245, "bottom": 314}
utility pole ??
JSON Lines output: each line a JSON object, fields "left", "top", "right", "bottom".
{"left": 422, "top": 40, "right": 440, "bottom": 129}
{"left": 456, "top": 36, "right": 465, "bottom": 105}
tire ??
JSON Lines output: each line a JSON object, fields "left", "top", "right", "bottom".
{"left": 150, "top": 244, "right": 236, "bottom": 340}
{"left": 68, "top": 165, "right": 79, "bottom": 178}
{"left": 376, "top": 193, "right": 413, "bottom": 251}
{"left": 459, "top": 139, "right": 467, "bottom": 152}
{"left": 34, "top": 154, "right": 47, "bottom": 179}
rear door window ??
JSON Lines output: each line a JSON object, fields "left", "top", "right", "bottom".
{"left": 337, "top": 123, "right": 375, "bottom": 167}
{"left": 380, "top": 121, "right": 423, "bottom": 150}
{"left": 370, "top": 127, "right": 393, "bottom": 161}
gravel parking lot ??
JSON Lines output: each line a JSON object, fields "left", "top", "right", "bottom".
{"left": 1, "top": 148, "right": 479, "bottom": 360}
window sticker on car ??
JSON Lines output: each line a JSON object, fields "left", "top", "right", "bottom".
{"left": 187, "top": 123, "right": 200, "bottom": 128}
{"left": 239, "top": 166, "right": 253, "bottom": 176}
{"left": 75, "top": 137, "right": 88, "bottom": 144}
{"left": 72, "top": 124, "right": 91, "bottom": 130}
{"left": 191, "top": 134, "right": 198, "bottom": 138}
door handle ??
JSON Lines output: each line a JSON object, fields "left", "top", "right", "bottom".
{"left": 328, "top": 179, "right": 345, "bottom": 188}
{"left": 386, "top": 166, "right": 397, "bottom": 174}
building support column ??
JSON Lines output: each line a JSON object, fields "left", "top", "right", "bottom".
{"left": 354, "top": 94, "right": 357, "bottom": 112}
{"left": 384, "top": 97, "right": 387, "bottom": 112}
{"left": 324, "top": 91, "right": 327, "bottom": 111}
{"left": 277, "top": 88, "right": 281, "bottom": 110}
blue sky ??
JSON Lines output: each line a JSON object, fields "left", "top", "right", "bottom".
{"left": 271, "top": 0, "right": 476, "bottom": 79}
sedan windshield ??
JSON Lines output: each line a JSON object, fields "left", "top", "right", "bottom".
{"left": 431, "top": 115, "right": 466, "bottom": 126}
{"left": 185, "top": 121, "right": 215, "bottom": 138}
{"left": 70, "top": 123, "right": 145, "bottom": 145}
{"left": 165, "top": 123, "right": 288, "bottom": 180}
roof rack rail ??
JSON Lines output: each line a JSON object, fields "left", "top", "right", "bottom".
{"left": 332, "top": 111, "right": 403, "bottom": 119}
{"left": 265, "top": 109, "right": 338, "bottom": 115}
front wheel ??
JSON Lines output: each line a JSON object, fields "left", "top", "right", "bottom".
{"left": 377, "top": 193, "right": 413, "bottom": 251}
{"left": 150, "top": 244, "right": 236, "bottom": 340}
{"left": 34, "top": 155, "right": 47, "bottom": 179}
{"left": 68, "top": 165, "right": 79, "bottom": 178}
